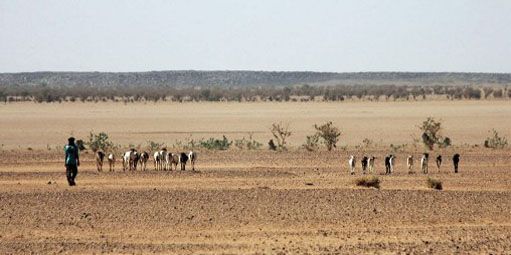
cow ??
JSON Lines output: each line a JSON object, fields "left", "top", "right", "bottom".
{"left": 348, "top": 155, "right": 356, "bottom": 175}
{"left": 368, "top": 156, "right": 376, "bottom": 174}
{"left": 188, "top": 151, "right": 197, "bottom": 171}
{"left": 361, "top": 156, "right": 368, "bottom": 174}
{"left": 436, "top": 155, "right": 442, "bottom": 172}
{"left": 130, "top": 149, "right": 139, "bottom": 171}
{"left": 95, "top": 151, "right": 105, "bottom": 172}
{"left": 389, "top": 155, "right": 395, "bottom": 174}
{"left": 139, "top": 151, "right": 149, "bottom": 171}
{"left": 453, "top": 154, "right": 460, "bottom": 173}
{"left": 179, "top": 152, "right": 189, "bottom": 171}
{"left": 153, "top": 151, "right": 161, "bottom": 171}
{"left": 165, "top": 152, "right": 179, "bottom": 171}
{"left": 407, "top": 155, "right": 414, "bottom": 174}
{"left": 107, "top": 153, "right": 115, "bottom": 172}
{"left": 421, "top": 153, "right": 429, "bottom": 174}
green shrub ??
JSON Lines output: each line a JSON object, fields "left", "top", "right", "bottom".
{"left": 426, "top": 177, "right": 443, "bottom": 190}
{"left": 86, "top": 131, "right": 114, "bottom": 152}
{"left": 200, "top": 135, "right": 232, "bottom": 150}
{"left": 147, "top": 140, "right": 165, "bottom": 151}
{"left": 234, "top": 133, "right": 262, "bottom": 150}
{"left": 355, "top": 176, "right": 380, "bottom": 189}
{"left": 314, "top": 121, "right": 341, "bottom": 151}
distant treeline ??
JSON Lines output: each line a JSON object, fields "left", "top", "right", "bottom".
{"left": 0, "top": 83, "right": 509, "bottom": 103}
{"left": 1, "top": 71, "right": 510, "bottom": 103}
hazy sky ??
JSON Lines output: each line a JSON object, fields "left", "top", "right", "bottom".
{"left": 1, "top": 0, "right": 510, "bottom": 73}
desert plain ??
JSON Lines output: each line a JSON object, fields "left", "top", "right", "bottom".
{"left": 1, "top": 101, "right": 511, "bottom": 254}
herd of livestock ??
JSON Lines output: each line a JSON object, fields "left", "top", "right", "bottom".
{"left": 349, "top": 153, "right": 461, "bottom": 175}
{"left": 93, "top": 149, "right": 461, "bottom": 175}
{"left": 94, "top": 148, "right": 197, "bottom": 172}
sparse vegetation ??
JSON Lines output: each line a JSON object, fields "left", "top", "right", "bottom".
{"left": 302, "top": 134, "right": 320, "bottom": 151}
{"left": 418, "top": 117, "right": 451, "bottom": 150}
{"left": 86, "top": 131, "right": 115, "bottom": 152}
{"left": 147, "top": 140, "right": 166, "bottom": 151}
{"left": 200, "top": 136, "right": 232, "bottom": 150}
{"left": 270, "top": 122, "right": 292, "bottom": 151}
{"left": 426, "top": 177, "right": 443, "bottom": 190}
{"left": 355, "top": 176, "right": 380, "bottom": 189}
{"left": 314, "top": 121, "right": 341, "bottom": 151}
{"left": 484, "top": 129, "right": 508, "bottom": 149}
{"left": 234, "top": 134, "right": 262, "bottom": 150}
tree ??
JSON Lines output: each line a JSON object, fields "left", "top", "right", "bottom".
{"left": 270, "top": 122, "right": 292, "bottom": 151}
{"left": 314, "top": 121, "right": 341, "bottom": 151}
{"left": 87, "top": 131, "right": 114, "bottom": 152}
{"left": 418, "top": 117, "right": 451, "bottom": 150}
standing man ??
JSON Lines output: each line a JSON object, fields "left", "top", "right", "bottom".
{"left": 64, "top": 137, "right": 80, "bottom": 186}
{"left": 452, "top": 153, "right": 460, "bottom": 173}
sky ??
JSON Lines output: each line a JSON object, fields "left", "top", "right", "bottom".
{"left": 1, "top": 0, "right": 510, "bottom": 73}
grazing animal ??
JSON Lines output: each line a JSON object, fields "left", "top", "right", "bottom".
{"left": 436, "top": 155, "right": 442, "bottom": 171}
{"left": 348, "top": 155, "right": 356, "bottom": 175}
{"left": 385, "top": 155, "right": 395, "bottom": 174}
{"left": 421, "top": 153, "right": 429, "bottom": 174}
{"left": 179, "top": 152, "right": 189, "bottom": 171}
{"left": 389, "top": 155, "right": 395, "bottom": 174}
{"left": 407, "top": 155, "right": 414, "bottom": 174}
{"left": 129, "top": 149, "right": 139, "bottom": 171}
{"left": 368, "top": 156, "right": 375, "bottom": 174}
{"left": 188, "top": 151, "right": 197, "bottom": 171}
{"left": 164, "top": 152, "right": 179, "bottom": 171}
{"left": 361, "top": 156, "right": 368, "bottom": 174}
{"left": 107, "top": 153, "right": 115, "bottom": 172}
{"left": 122, "top": 150, "right": 131, "bottom": 171}
{"left": 153, "top": 151, "right": 161, "bottom": 170}
{"left": 139, "top": 151, "right": 149, "bottom": 171}
{"left": 453, "top": 154, "right": 460, "bottom": 173}
{"left": 95, "top": 151, "right": 105, "bottom": 172}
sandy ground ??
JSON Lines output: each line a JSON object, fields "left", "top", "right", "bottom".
{"left": 1, "top": 101, "right": 511, "bottom": 254}
{"left": 1, "top": 101, "right": 511, "bottom": 149}
{"left": 1, "top": 148, "right": 511, "bottom": 254}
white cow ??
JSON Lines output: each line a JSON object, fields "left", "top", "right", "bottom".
{"left": 107, "top": 153, "right": 115, "bottom": 172}
{"left": 153, "top": 151, "right": 161, "bottom": 171}
{"left": 407, "top": 155, "right": 414, "bottom": 174}
{"left": 348, "top": 155, "right": 356, "bottom": 175}
{"left": 188, "top": 151, "right": 197, "bottom": 171}
{"left": 389, "top": 155, "right": 395, "bottom": 174}
{"left": 421, "top": 153, "right": 429, "bottom": 174}
{"left": 368, "top": 156, "right": 375, "bottom": 174}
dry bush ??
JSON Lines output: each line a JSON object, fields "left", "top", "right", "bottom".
{"left": 426, "top": 177, "right": 443, "bottom": 190}
{"left": 484, "top": 129, "right": 508, "bottom": 149}
{"left": 270, "top": 122, "right": 292, "bottom": 151}
{"left": 355, "top": 176, "right": 380, "bottom": 189}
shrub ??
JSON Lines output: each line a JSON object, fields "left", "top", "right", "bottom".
{"left": 270, "top": 122, "right": 292, "bottom": 151}
{"left": 362, "top": 138, "right": 373, "bottom": 148}
{"left": 86, "top": 131, "right": 114, "bottom": 152}
{"left": 418, "top": 117, "right": 450, "bottom": 150}
{"left": 426, "top": 177, "right": 443, "bottom": 190}
{"left": 355, "top": 176, "right": 380, "bottom": 189}
{"left": 200, "top": 135, "right": 232, "bottom": 150}
{"left": 75, "top": 139, "right": 86, "bottom": 151}
{"left": 147, "top": 140, "right": 165, "bottom": 151}
{"left": 314, "top": 121, "right": 341, "bottom": 151}
{"left": 302, "top": 134, "right": 320, "bottom": 151}
{"left": 234, "top": 133, "right": 262, "bottom": 150}
{"left": 484, "top": 129, "right": 508, "bottom": 149}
